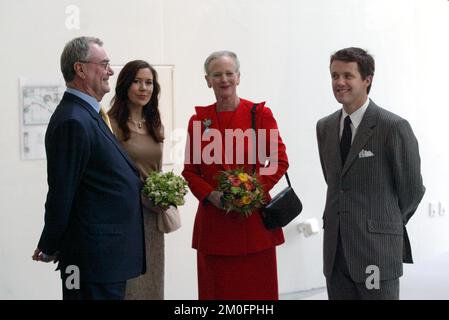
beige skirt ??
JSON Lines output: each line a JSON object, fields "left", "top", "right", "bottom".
{"left": 125, "top": 205, "right": 165, "bottom": 300}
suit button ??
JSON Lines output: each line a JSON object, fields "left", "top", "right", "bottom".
{"left": 340, "top": 190, "right": 344, "bottom": 194}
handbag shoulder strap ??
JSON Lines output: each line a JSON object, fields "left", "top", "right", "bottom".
{"left": 250, "top": 103, "right": 291, "bottom": 187}
{"left": 284, "top": 172, "right": 291, "bottom": 187}
{"left": 251, "top": 103, "right": 257, "bottom": 130}
{"left": 251, "top": 104, "right": 257, "bottom": 174}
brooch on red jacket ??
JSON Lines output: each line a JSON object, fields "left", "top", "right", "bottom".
{"left": 202, "top": 118, "right": 211, "bottom": 133}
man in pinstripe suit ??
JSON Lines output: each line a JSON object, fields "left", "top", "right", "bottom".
{"left": 316, "top": 47, "right": 425, "bottom": 299}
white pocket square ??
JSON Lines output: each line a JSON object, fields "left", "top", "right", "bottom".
{"left": 359, "top": 149, "right": 374, "bottom": 158}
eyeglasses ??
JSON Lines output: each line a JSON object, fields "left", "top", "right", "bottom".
{"left": 209, "top": 71, "right": 238, "bottom": 79}
{"left": 79, "top": 60, "right": 111, "bottom": 70}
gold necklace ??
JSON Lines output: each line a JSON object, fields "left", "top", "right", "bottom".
{"left": 128, "top": 117, "right": 146, "bottom": 129}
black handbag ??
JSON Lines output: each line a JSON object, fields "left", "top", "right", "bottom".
{"left": 251, "top": 104, "right": 303, "bottom": 230}
{"left": 261, "top": 173, "right": 303, "bottom": 229}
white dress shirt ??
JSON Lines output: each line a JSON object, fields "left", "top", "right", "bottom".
{"left": 339, "top": 98, "right": 370, "bottom": 143}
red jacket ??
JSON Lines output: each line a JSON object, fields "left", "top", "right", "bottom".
{"left": 182, "top": 98, "right": 289, "bottom": 255}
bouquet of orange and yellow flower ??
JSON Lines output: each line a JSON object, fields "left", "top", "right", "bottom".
{"left": 217, "top": 168, "right": 265, "bottom": 217}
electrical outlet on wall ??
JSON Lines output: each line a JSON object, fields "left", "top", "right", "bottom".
{"left": 429, "top": 202, "right": 437, "bottom": 217}
{"left": 439, "top": 202, "right": 446, "bottom": 216}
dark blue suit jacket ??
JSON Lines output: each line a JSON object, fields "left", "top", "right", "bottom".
{"left": 38, "top": 92, "right": 145, "bottom": 284}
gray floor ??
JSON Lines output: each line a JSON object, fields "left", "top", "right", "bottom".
{"left": 280, "top": 287, "right": 326, "bottom": 300}
{"left": 280, "top": 252, "right": 449, "bottom": 300}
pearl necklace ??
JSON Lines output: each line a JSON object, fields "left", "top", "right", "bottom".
{"left": 128, "top": 117, "right": 146, "bottom": 129}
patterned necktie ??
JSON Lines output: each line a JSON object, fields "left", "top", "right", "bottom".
{"left": 340, "top": 115, "right": 352, "bottom": 165}
{"left": 99, "top": 105, "right": 113, "bottom": 133}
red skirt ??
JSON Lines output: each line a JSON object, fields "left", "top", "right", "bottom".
{"left": 197, "top": 247, "right": 279, "bottom": 300}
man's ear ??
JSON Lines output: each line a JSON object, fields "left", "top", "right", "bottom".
{"left": 74, "top": 62, "right": 86, "bottom": 79}
{"left": 365, "top": 75, "right": 373, "bottom": 87}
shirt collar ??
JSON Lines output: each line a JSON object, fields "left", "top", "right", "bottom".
{"left": 341, "top": 98, "right": 370, "bottom": 130}
{"left": 66, "top": 87, "right": 100, "bottom": 113}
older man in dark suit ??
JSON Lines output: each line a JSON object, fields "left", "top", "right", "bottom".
{"left": 316, "top": 47, "right": 425, "bottom": 299}
{"left": 32, "top": 36, "right": 145, "bottom": 300}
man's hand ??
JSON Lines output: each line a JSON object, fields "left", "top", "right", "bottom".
{"left": 32, "top": 248, "right": 59, "bottom": 263}
{"left": 207, "top": 191, "right": 224, "bottom": 209}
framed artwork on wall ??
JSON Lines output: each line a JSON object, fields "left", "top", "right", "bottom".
{"left": 19, "top": 78, "right": 65, "bottom": 160}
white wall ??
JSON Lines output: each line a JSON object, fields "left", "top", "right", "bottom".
{"left": 1, "top": 0, "right": 448, "bottom": 299}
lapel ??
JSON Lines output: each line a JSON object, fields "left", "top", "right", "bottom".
{"left": 194, "top": 104, "right": 217, "bottom": 131}
{"left": 65, "top": 93, "right": 139, "bottom": 174}
{"left": 194, "top": 99, "right": 256, "bottom": 171}
{"left": 341, "top": 100, "right": 378, "bottom": 176}
{"left": 195, "top": 104, "right": 229, "bottom": 171}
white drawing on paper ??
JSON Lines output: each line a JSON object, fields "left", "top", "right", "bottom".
{"left": 22, "top": 86, "right": 60, "bottom": 125}
{"left": 21, "top": 85, "right": 63, "bottom": 160}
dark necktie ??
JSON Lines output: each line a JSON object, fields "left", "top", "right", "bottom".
{"left": 340, "top": 115, "right": 352, "bottom": 165}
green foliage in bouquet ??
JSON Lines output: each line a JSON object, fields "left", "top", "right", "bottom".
{"left": 142, "top": 171, "right": 188, "bottom": 208}
{"left": 217, "top": 168, "right": 265, "bottom": 217}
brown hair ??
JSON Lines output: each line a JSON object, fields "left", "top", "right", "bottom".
{"left": 330, "top": 47, "right": 375, "bottom": 93}
{"left": 108, "top": 60, "right": 163, "bottom": 142}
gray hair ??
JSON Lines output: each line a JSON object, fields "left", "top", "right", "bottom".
{"left": 60, "top": 36, "right": 103, "bottom": 82}
{"left": 204, "top": 50, "right": 240, "bottom": 75}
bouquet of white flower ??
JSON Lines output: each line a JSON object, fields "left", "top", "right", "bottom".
{"left": 142, "top": 171, "right": 188, "bottom": 234}
{"left": 142, "top": 171, "right": 188, "bottom": 209}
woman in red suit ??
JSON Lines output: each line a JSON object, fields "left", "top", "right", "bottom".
{"left": 182, "top": 51, "right": 289, "bottom": 300}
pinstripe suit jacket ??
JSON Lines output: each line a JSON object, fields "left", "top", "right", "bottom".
{"left": 316, "top": 100, "right": 425, "bottom": 282}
